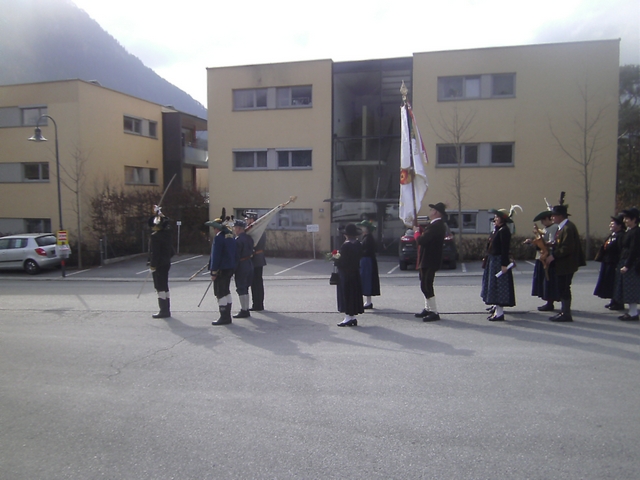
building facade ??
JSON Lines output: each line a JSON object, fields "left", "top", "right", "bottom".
{"left": 209, "top": 40, "right": 619, "bottom": 254}
{"left": 0, "top": 80, "right": 207, "bottom": 253}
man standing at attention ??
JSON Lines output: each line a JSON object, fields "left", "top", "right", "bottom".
{"left": 545, "top": 193, "right": 585, "bottom": 322}
{"left": 414, "top": 202, "right": 448, "bottom": 322}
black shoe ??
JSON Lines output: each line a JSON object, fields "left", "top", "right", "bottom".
{"left": 212, "top": 317, "right": 232, "bottom": 325}
{"left": 152, "top": 311, "right": 171, "bottom": 319}
{"left": 363, "top": 303, "right": 373, "bottom": 309}
{"left": 537, "top": 303, "right": 555, "bottom": 312}
{"left": 414, "top": 309, "right": 429, "bottom": 318}
{"left": 488, "top": 314, "right": 504, "bottom": 321}
{"left": 337, "top": 319, "right": 358, "bottom": 327}
{"left": 609, "top": 303, "right": 624, "bottom": 311}
{"left": 423, "top": 312, "right": 440, "bottom": 322}
{"left": 618, "top": 313, "right": 640, "bottom": 321}
{"left": 233, "top": 310, "right": 251, "bottom": 318}
{"left": 486, "top": 305, "right": 496, "bottom": 313}
{"left": 250, "top": 306, "right": 264, "bottom": 311}
{"left": 550, "top": 313, "right": 573, "bottom": 322}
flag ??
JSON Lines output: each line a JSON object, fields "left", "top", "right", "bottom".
{"left": 399, "top": 103, "right": 429, "bottom": 227}
{"left": 245, "top": 196, "right": 297, "bottom": 243}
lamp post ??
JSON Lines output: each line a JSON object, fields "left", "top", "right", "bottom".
{"left": 28, "top": 115, "right": 65, "bottom": 277}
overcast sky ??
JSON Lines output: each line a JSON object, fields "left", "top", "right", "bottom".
{"left": 73, "top": 0, "right": 639, "bottom": 106}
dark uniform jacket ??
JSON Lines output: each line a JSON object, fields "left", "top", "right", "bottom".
{"left": 620, "top": 226, "right": 640, "bottom": 272}
{"left": 251, "top": 233, "right": 267, "bottom": 268}
{"left": 209, "top": 230, "right": 237, "bottom": 273}
{"left": 149, "top": 229, "right": 173, "bottom": 269}
{"left": 487, "top": 224, "right": 511, "bottom": 267}
{"left": 552, "top": 220, "right": 585, "bottom": 276}
{"left": 417, "top": 218, "right": 446, "bottom": 270}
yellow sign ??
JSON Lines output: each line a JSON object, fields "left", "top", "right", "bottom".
{"left": 57, "top": 230, "right": 68, "bottom": 245}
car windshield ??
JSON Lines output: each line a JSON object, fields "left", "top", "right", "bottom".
{"left": 36, "top": 235, "right": 57, "bottom": 246}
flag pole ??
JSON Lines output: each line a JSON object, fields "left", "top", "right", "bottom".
{"left": 401, "top": 81, "right": 418, "bottom": 227}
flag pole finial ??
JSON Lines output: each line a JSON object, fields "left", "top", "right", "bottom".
{"left": 400, "top": 81, "right": 408, "bottom": 103}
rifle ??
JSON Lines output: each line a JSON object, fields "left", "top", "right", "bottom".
{"left": 189, "top": 264, "right": 208, "bottom": 281}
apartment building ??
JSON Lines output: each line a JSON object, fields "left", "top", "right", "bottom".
{"left": 0, "top": 80, "right": 207, "bottom": 252}
{"left": 209, "top": 39, "right": 619, "bottom": 253}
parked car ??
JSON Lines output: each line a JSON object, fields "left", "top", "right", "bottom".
{"left": 0, "top": 233, "right": 62, "bottom": 274}
{"left": 398, "top": 220, "right": 457, "bottom": 270}
{"left": 332, "top": 201, "right": 378, "bottom": 222}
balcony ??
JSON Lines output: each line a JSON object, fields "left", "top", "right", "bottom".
{"left": 183, "top": 143, "right": 208, "bottom": 168}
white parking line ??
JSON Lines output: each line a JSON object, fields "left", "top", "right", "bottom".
{"left": 136, "top": 255, "right": 204, "bottom": 275}
{"left": 64, "top": 269, "right": 91, "bottom": 277}
{"left": 387, "top": 265, "right": 399, "bottom": 274}
{"left": 274, "top": 259, "right": 314, "bottom": 275}
{"left": 462, "top": 263, "right": 467, "bottom": 273}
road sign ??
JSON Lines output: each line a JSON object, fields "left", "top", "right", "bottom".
{"left": 306, "top": 224, "right": 319, "bottom": 233}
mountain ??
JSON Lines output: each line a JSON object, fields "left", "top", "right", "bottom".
{"left": 0, "top": 0, "right": 207, "bottom": 119}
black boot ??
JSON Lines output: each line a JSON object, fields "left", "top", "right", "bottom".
{"left": 152, "top": 298, "right": 171, "bottom": 318}
{"left": 212, "top": 304, "right": 232, "bottom": 325}
{"left": 234, "top": 309, "right": 251, "bottom": 318}
{"left": 550, "top": 299, "right": 573, "bottom": 322}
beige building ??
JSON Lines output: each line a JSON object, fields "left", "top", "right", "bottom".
{"left": 0, "top": 80, "right": 207, "bottom": 256}
{"left": 207, "top": 40, "right": 620, "bottom": 254}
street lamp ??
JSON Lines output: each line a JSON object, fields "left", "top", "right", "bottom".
{"left": 28, "top": 115, "right": 66, "bottom": 277}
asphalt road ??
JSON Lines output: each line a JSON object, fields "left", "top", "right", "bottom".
{"left": 1, "top": 256, "right": 638, "bottom": 479}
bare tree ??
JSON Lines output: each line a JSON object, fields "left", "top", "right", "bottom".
{"left": 59, "top": 146, "right": 89, "bottom": 268}
{"left": 427, "top": 105, "right": 476, "bottom": 238}
{"left": 549, "top": 77, "right": 611, "bottom": 258}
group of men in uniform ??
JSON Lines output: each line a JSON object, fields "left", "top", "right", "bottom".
{"left": 147, "top": 207, "right": 266, "bottom": 325}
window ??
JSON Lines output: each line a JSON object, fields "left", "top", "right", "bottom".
{"left": 492, "top": 74, "right": 515, "bottom": 96}
{"left": 234, "top": 149, "right": 312, "bottom": 170}
{"left": 438, "top": 73, "right": 516, "bottom": 101}
{"left": 235, "top": 207, "right": 312, "bottom": 231}
{"left": 234, "top": 86, "right": 313, "bottom": 110}
{"left": 437, "top": 145, "right": 478, "bottom": 165}
{"left": 277, "top": 150, "right": 312, "bottom": 169}
{"left": 234, "top": 151, "right": 268, "bottom": 169}
{"left": 25, "top": 219, "right": 52, "bottom": 233}
{"left": 233, "top": 89, "right": 268, "bottom": 110}
{"left": 21, "top": 106, "right": 47, "bottom": 126}
{"left": 447, "top": 212, "right": 478, "bottom": 232}
{"left": 23, "top": 163, "right": 49, "bottom": 181}
{"left": 124, "top": 116, "right": 141, "bottom": 134}
{"left": 437, "top": 143, "right": 514, "bottom": 167}
{"left": 148, "top": 121, "right": 157, "bottom": 138}
{"left": 125, "top": 166, "right": 158, "bottom": 185}
{"left": 491, "top": 144, "right": 514, "bottom": 164}
{"left": 277, "top": 86, "right": 312, "bottom": 108}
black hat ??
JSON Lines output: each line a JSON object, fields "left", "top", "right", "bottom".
{"left": 533, "top": 210, "right": 553, "bottom": 222}
{"left": 344, "top": 223, "right": 361, "bottom": 237}
{"left": 489, "top": 208, "right": 513, "bottom": 223}
{"left": 551, "top": 204, "right": 569, "bottom": 217}
{"left": 429, "top": 202, "right": 447, "bottom": 216}
{"left": 234, "top": 219, "right": 247, "bottom": 228}
{"left": 621, "top": 207, "right": 640, "bottom": 220}
{"left": 611, "top": 214, "right": 625, "bottom": 225}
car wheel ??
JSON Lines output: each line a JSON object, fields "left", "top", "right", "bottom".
{"left": 24, "top": 259, "right": 40, "bottom": 275}
{"left": 399, "top": 261, "right": 407, "bottom": 271}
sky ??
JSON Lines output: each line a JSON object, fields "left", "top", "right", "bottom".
{"left": 72, "top": 0, "right": 639, "bottom": 106}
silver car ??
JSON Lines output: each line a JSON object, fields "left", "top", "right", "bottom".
{"left": 0, "top": 233, "right": 62, "bottom": 274}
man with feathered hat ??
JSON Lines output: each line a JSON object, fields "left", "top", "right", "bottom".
{"left": 206, "top": 209, "right": 237, "bottom": 325}
{"left": 544, "top": 192, "right": 586, "bottom": 322}
{"left": 148, "top": 205, "right": 174, "bottom": 318}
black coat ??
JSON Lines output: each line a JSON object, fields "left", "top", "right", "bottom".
{"left": 335, "top": 239, "right": 364, "bottom": 316}
{"left": 149, "top": 229, "right": 173, "bottom": 268}
{"left": 417, "top": 219, "right": 446, "bottom": 270}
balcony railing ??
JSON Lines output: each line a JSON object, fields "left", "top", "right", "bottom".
{"left": 183, "top": 145, "right": 208, "bottom": 167}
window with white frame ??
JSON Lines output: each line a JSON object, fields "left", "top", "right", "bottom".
{"left": 234, "top": 86, "right": 313, "bottom": 110}
{"left": 277, "top": 86, "right": 312, "bottom": 108}
{"left": 23, "top": 163, "right": 49, "bottom": 181}
{"left": 234, "top": 151, "right": 268, "bottom": 169}
{"left": 233, "top": 89, "right": 268, "bottom": 110}
{"left": 235, "top": 207, "right": 312, "bottom": 231}
{"left": 123, "top": 116, "right": 157, "bottom": 138}
{"left": 438, "top": 73, "right": 515, "bottom": 101}
{"left": 125, "top": 166, "right": 158, "bottom": 185}
{"left": 234, "top": 149, "right": 312, "bottom": 170}
{"left": 124, "top": 116, "right": 141, "bottom": 134}
{"left": 25, "top": 218, "right": 52, "bottom": 233}
{"left": 21, "top": 106, "right": 47, "bottom": 126}
{"left": 277, "top": 150, "right": 312, "bottom": 169}
{"left": 437, "top": 145, "right": 478, "bottom": 165}
{"left": 447, "top": 212, "right": 478, "bottom": 232}
{"left": 437, "top": 143, "right": 514, "bottom": 167}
